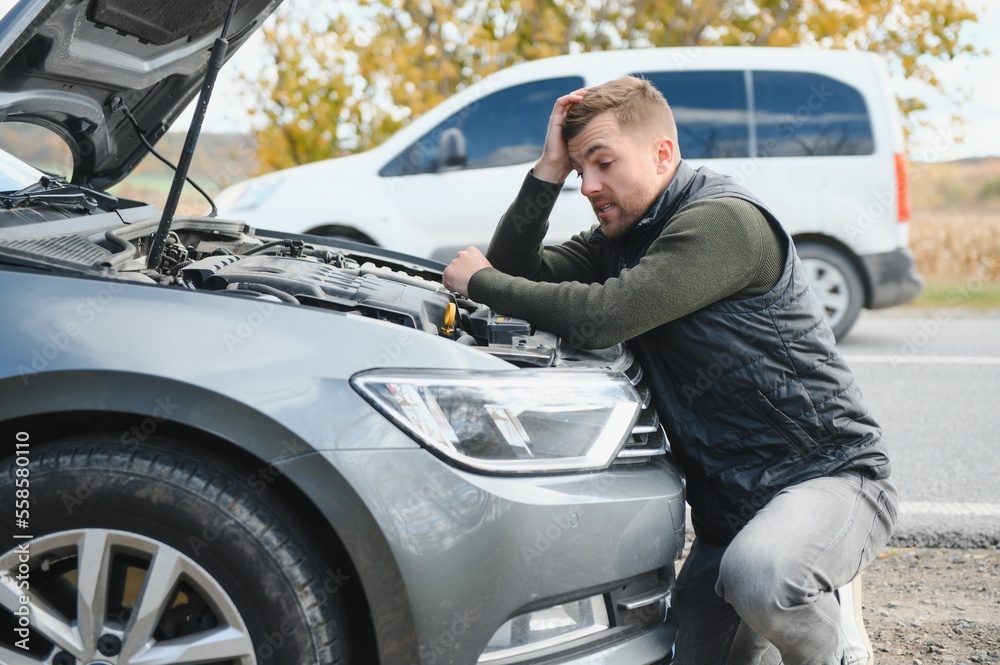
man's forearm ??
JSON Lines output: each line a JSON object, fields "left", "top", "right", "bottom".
{"left": 485, "top": 172, "right": 563, "bottom": 277}
{"left": 469, "top": 198, "right": 774, "bottom": 349}
{"left": 485, "top": 172, "right": 603, "bottom": 285}
{"left": 469, "top": 269, "right": 632, "bottom": 349}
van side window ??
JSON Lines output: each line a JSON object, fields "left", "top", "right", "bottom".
{"left": 635, "top": 71, "right": 750, "bottom": 159}
{"left": 380, "top": 77, "right": 585, "bottom": 177}
{"left": 753, "top": 72, "right": 874, "bottom": 157}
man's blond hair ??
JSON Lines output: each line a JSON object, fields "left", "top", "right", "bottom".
{"left": 562, "top": 75, "right": 678, "bottom": 149}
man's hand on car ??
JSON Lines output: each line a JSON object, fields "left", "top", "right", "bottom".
{"left": 443, "top": 246, "right": 493, "bottom": 297}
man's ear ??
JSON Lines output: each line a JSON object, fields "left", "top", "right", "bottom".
{"left": 654, "top": 136, "right": 676, "bottom": 174}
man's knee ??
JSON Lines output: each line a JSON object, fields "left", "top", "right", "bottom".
{"left": 716, "top": 539, "right": 780, "bottom": 610}
{"left": 716, "top": 538, "right": 809, "bottom": 628}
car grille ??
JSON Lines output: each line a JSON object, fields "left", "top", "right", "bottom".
{"left": 615, "top": 362, "right": 670, "bottom": 464}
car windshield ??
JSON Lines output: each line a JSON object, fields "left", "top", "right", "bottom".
{"left": 0, "top": 145, "right": 46, "bottom": 193}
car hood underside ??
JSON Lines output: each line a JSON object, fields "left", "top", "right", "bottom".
{"left": 0, "top": 0, "right": 280, "bottom": 189}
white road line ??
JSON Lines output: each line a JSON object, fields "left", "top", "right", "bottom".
{"left": 843, "top": 355, "right": 1000, "bottom": 365}
{"left": 858, "top": 319, "right": 1000, "bottom": 326}
{"left": 900, "top": 501, "right": 1000, "bottom": 517}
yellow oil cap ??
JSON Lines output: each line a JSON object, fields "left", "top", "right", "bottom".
{"left": 441, "top": 301, "right": 457, "bottom": 336}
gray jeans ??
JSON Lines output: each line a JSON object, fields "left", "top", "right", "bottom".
{"left": 672, "top": 470, "right": 898, "bottom": 665}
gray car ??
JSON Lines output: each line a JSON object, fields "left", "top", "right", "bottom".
{"left": 0, "top": 1, "right": 686, "bottom": 663}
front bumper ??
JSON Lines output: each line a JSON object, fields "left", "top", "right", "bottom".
{"left": 862, "top": 247, "right": 924, "bottom": 309}
{"left": 285, "top": 449, "right": 685, "bottom": 665}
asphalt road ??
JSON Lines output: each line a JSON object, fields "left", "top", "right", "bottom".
{"left": 838, "top": 307, "right": 1000, "bottom": 548}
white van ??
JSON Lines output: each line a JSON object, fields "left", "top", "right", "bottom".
{"left": 217, "top": 46, "right": 922, "bottom": 338}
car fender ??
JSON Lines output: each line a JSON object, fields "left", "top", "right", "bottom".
{"left": 0, "top": 369, "right": 424, "bottom": 663}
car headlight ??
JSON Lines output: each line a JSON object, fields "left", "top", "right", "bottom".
{"left": 351, "top": 369, "right": 641, "bottom": 474}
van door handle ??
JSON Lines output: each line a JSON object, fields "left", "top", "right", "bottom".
{"left": 561, "top": 182, "right": 580, "bottom": 192}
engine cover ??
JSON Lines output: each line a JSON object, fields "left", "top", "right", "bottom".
{"left": 184, "top": 254, "right": 455, "bottom": 336}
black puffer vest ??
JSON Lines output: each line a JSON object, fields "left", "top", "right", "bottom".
{"left": 598, "top": 161, "right": 891, "bottom": 545}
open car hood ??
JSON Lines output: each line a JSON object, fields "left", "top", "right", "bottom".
{"left": 0, "top": 0, "right": 279, "bottom": 189}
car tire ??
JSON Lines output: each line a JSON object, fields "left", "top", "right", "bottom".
{"left": 795, "top": 242, "right": 865, "bottom": 341}
{"left": 1, "top": 436, "right": 348, "bottom": 664}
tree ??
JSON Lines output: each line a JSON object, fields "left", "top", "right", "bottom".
{"left": 241, "top": 7, "right": 404, "bottom": 172}
{"left": 245, "top": 0, "right": 981, "bottom": 173}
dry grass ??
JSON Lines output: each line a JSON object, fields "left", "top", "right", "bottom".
{"left": 907, "top": 158, "right": 1000, "bottom": 286}
{"left": 909, "top": 210, "right": 999, "bottom": 283}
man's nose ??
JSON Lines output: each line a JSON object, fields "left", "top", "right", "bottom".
{"left": 580, "top": 173, "right": 602, "bottom": 197}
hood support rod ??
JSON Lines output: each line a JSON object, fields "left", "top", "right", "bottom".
{"left": 147, "top": 0, "right": 241, "bottom": 270}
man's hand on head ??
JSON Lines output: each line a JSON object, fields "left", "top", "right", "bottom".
{"left": 443, "top": 246, "right": 493, "bottom": 298}
{"left": 533, "top": 87, "right": 587, "bottom": 184}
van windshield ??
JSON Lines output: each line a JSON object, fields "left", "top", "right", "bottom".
{"left": 380, "top": 76, "right": 585, "bottom": 177}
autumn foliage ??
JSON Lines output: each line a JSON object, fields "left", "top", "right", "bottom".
{"left": 246, "top": 0, "right": 982, "bottom": 174}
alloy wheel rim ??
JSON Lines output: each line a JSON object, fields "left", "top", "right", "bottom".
{"left": 1, "top": 529, "right": 255, "bottom": 664}
{"left": 801, "top": 257, "right": 851, "bottom": 327}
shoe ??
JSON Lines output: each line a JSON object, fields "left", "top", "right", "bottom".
{"left": 836, "top": 575, "right": 875, "bottom": 665}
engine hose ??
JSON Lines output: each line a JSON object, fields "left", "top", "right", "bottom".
{"left": 226, "top": 281, "right": 300, "bottom": 304}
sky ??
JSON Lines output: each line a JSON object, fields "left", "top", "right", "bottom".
{"left": 896, "top": 1, "right": 1000, "bottom": 162}
{"left": 2, "top": 0, "right": 998, "bottom": 162}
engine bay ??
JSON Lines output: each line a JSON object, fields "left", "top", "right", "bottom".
{"left": 0, "top": 213, "right": 628, "bottom": 369}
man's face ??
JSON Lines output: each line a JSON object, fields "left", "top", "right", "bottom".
{"left": 567, "top": 110, "right": 669, "bottom": 239}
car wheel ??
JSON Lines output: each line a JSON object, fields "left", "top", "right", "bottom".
{"left": 795, "top": 242, "right": 865, "bottom": 341}
{"left": 1, "top": 437, "right": 348, "bottom": 664}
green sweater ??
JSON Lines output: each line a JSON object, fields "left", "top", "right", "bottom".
{"left": 468, "top": 172, "right": 785, "bottom": 349}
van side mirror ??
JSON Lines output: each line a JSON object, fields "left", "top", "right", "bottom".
{"left": 437, "top": 127, "right": 467, "bottom": 171}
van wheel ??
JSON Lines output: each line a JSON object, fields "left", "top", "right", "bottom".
{"left": 0, "top": 437, "right": 348, "bottom": 664}
{"left": 796, "top": 243, "right": 864, "bottom": 341}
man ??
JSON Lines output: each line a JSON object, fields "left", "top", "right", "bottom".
{"left": 442, "top": 76, "right": 897, "bottom": 664}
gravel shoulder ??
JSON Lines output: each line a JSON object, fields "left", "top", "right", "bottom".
{"left": 863, "top": 547, "right": 1000, "bottom": 664}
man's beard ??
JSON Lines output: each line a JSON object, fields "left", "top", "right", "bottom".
{"left": 592, "top": 189, "right": 656, "bottom": 239}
